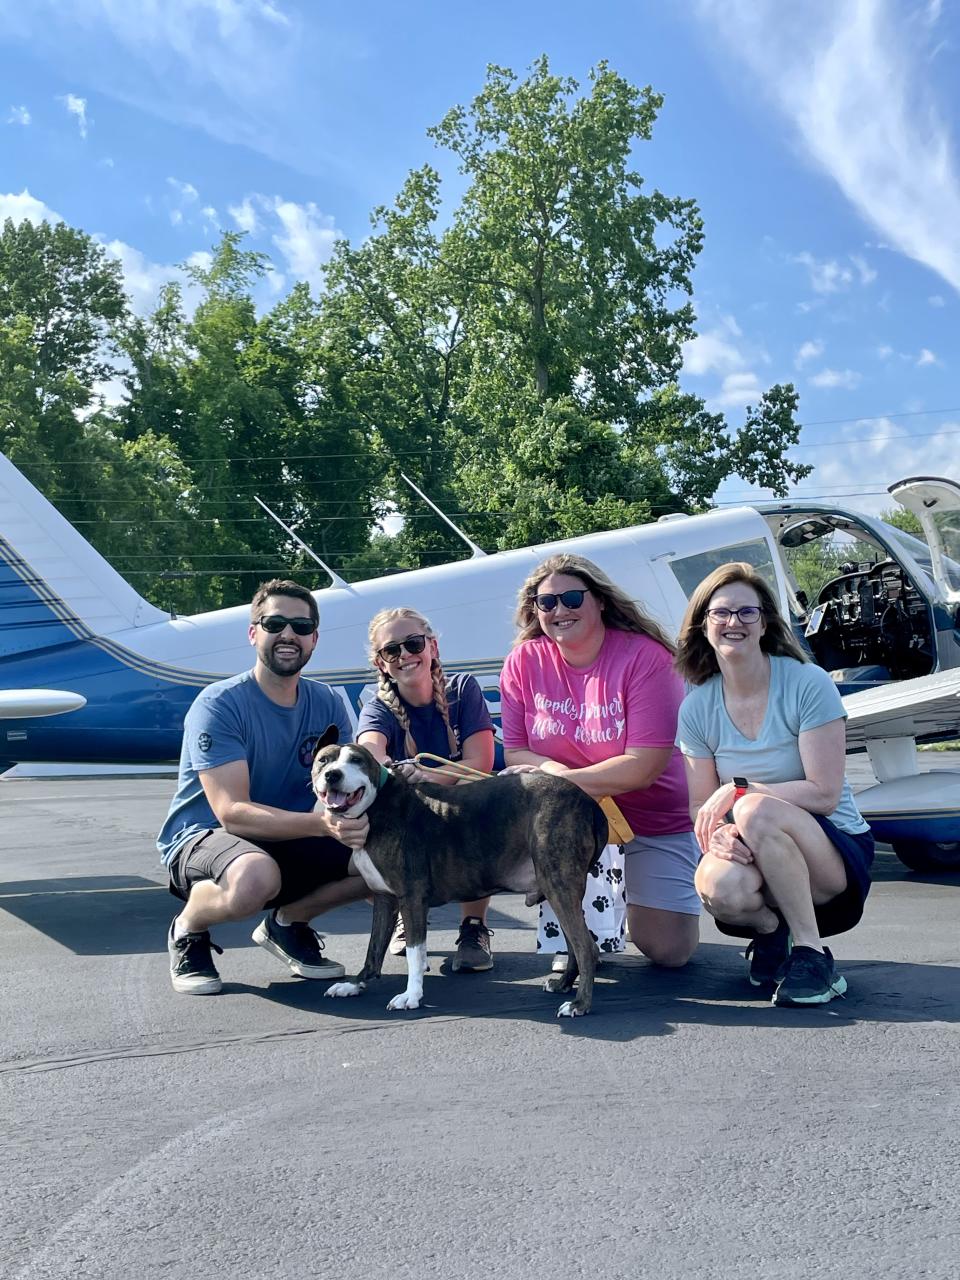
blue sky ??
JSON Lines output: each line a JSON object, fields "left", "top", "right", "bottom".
{"left": 1, "top": 0, "right": 958, "bottom": 518}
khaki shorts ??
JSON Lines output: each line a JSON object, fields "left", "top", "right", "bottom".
{"left": 168, "top": 828, "right": 353, "bottom": 908}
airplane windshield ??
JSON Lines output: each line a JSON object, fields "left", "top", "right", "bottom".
{"left": 886, "top": 525, "right": 960, "bottom": 595}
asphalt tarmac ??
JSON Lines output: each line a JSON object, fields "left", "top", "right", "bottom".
{"left": 2, "top": 760, "right": 959, "bottom": 1280}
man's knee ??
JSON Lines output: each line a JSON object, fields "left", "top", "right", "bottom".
{"left": 218, "top": 856, "right": 281, "bottom": 917}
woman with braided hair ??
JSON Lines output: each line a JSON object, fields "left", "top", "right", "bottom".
{"left": 357, "top": 607, "right": 497, "bottom": 973}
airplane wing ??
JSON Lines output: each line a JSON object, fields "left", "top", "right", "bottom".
{"left": 0, "top": 689, "right": 87, "bottom": 718}
{"left": 843, "top": 669, "right": 960, "bottom": 748}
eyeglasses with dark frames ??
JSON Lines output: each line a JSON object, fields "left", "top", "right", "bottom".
{"left": 376, "top": 633, "right": 429, "bottom": 663}
{"left": 255, "top": 614, "right": 316, "bottom": 635}
{"left": 705, "top": 606, "right": 763, "bottom": 625}
{"left": 533, "top": 589, "right": 589, "bottom": 612}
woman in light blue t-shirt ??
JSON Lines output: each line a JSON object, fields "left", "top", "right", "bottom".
{"left": 675, "top": 562, "right": 874, "bottom": 1008}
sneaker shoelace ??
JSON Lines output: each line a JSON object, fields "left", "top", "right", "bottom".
{"left": 179, "top": 932, "right": 223, "bottom": 958}
{"left": 457, "top": 922, "right": 493, "bottom": 948}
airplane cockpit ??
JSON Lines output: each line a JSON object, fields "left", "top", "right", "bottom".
{"left": 760, "top": 477, "right": 960, "bottom": 696}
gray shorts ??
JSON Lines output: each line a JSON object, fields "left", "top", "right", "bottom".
{"left": 623, "top": 830, "right": 701, "bottom": 916}
{"left": 168, "top": 828, "right": 353, "bottom": 909}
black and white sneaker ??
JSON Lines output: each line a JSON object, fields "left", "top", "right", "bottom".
{"left": 773, "top": 945, "right": 847, "bottom": 1006}
{"left": 168, "top": 919, "right": 223, "bottom": 995}
{"left": 451, "top": 916, "right": 494, "bottom": 972}
{"left": 252, "top": 911, "right": 345, "bottom": 980}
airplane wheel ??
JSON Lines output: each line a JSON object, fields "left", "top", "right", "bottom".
{"left": 891, "top": 839, "right": 960, "bottom": 873}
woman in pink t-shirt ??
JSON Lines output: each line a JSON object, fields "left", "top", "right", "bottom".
{"left": 499, "top": 553, "right": 700, "bottom": 970}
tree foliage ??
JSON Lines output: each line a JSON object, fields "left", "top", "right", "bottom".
{"left": 0, "top": 58, "right": 813, "bottom": 613}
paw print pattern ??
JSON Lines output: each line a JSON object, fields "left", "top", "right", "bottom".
{"left": 543, "top": 921, "right": 561, "bottom": 939}
{"left": 606, "top": 866, "right": 623, "bottom": 885}
{"left": 599, "top": 937, "right": 619, "bottom": 953}
{"left": 536, "top": 844, "right": 627, "bottom": 957}
{"left": 588, "top": 859, "right": 603, "bottom": 879}
{"left": 592, "top": 896, "right": 610, "bottom": 913}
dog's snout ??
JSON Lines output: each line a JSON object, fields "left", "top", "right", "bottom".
{"left": 324, "top": 768, "right": 342, "bottom": 786}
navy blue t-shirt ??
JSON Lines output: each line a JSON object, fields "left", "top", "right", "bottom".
{"left": 157, "top": 670, "right": 352, "bottom": 865}
{"left": 356, "top": 672, "right": 493, "bottom": 766}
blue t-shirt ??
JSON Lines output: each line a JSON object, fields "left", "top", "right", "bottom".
{"left": 676, "top": 655, "right": 869, "bottom": 835}
{"left": 356, "top": 672, "right": 493, "bottom": 766}
{"left": 157, "top": 670, "right": 353, "bottom": 865}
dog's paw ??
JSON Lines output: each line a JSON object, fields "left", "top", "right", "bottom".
{"left": 324, "top": 981, "right": 364, "bottom": 998}
{"left": 545, "top": 975, "right": 575, "bottom": 994}
{"left": 556, "top": 999, "right": 588, "bottom": 1018}
{"left": 386, "top": 990, "right": 423, "bottom": 1011}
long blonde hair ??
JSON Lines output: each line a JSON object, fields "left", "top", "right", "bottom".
{"left": 367, "top": 606, "right": 457, "bottom": 758}
{"left": 513, "top": 553, "right": 675, "bottom": 653}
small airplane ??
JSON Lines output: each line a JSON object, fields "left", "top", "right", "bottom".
{"left": 1, "top": 451, "right": 958, "bottom": 872}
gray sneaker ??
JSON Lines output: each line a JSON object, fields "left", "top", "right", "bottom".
{"left": 168, "top": 919, "right": 222, "bottom": 995}
{"left": 451, "top": 916, "right": 494, "bottom": 972}
{"left": 252, "top": 911, "right": 345, "bottom": 980}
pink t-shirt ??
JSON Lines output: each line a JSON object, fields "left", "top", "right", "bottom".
{"left": 499, "top": 628, "right": 691, "bottom": 837}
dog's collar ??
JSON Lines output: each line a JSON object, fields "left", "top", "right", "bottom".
{"left": 379, "top": 764, "right": 391, "bottom": 787}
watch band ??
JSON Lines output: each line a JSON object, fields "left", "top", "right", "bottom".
{"left": 732, "top": 776, "right": 749, "bottom": 799}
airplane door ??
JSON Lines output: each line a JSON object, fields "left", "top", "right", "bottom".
{"left": 889, "top": 477, "right": 960, "bottom": 605}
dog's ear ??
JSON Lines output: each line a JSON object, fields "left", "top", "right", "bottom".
{"left": 313, "top": 724, "right": 340, "bottom": 758}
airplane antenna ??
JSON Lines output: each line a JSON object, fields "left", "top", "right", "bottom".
{"left": 399, "top": 473, "right": 487, "bottom": 558}
{"left": 254, "top": 496, "right": 353, "bottom": 590}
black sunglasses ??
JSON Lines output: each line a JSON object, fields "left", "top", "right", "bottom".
{"left": 533, "top": 589, "right": 589, "bottom": 612}
{"left": 256, "top": 614, "right": 316, "bottom": 636}
{"left": 377, "top": 633, "right": 428, "bottom": 662}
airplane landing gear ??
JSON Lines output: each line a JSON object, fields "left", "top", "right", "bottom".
{"left": 892, "top": 839, "right": 960, "bottom": 874}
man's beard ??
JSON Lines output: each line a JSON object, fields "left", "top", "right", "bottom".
{"left": 262, "top": 642, "right": 310, "bottom": 677}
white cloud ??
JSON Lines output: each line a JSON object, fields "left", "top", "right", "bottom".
{"left": 167, "top": 176, "right": 199, "bottom": 202}
{"left": 6, "top": 105, "right": 30, "bottom": 125}
{"left": 59, "top": 92, "right": 88, "bottom": 138}
{"left": 229, "top": 196, "right": 261, "bottom": 235}
{"left": 795, "top": 339, "right": 824, "bottom": 367}
{"left": 228, "top": 193, "right": 341, "bottom": 289}
{"left": 929, "top": 294, "right": 946, "bottom": 307}
{"left": 700, "top": 0, "right": 960, "bottom": 295}
{"left": 850, "top": 253, "right": 877, "bottom": 286}
{"left": 809, "top": 367, "right": 862, "bottom": 390}
{"left": 876, "top": 344, "right": 894, "bottom": 359}
{"left": 792, "top": 252, "right": 853, "bottom": 294}
{"left": 711, "top": 372, "right": 764, "bottom": 408}
{"left": 917, "top": 348, "right": 938, "bottom": 366}
{"left": 0, "top": 189, "right": 63, "bottom": 224}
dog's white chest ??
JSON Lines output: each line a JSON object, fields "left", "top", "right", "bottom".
{"left": 351, "top": 848, "right": 397, "bottom": 896}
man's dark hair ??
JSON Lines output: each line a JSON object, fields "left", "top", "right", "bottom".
{"left": 250, "top": 579, "right": 319, "bottom": 628}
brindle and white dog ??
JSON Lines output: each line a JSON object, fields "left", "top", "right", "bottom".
{"left": 310, "top": 736, "right": 608, "bottom": 1017}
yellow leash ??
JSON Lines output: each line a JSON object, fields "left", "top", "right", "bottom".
{"left": 410, "top": 753, "right": 634, "bottom": 845}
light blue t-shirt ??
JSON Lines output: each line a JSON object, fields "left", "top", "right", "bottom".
{"left": 676, "top": 655, "right": 869, "bottom": 834}
{"left": 157, "top": 670, "right": 353, "bottom": 865}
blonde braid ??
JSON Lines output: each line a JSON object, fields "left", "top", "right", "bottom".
{"left": 375, "top": 670, "right": 417, "bottom": 758}
{"left": 429, "top": 656, "right": 459, "bottom": 758}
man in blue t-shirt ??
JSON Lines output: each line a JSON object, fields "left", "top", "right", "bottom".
{"left": 157, "top": 578, "right": 369, "bottom": 995}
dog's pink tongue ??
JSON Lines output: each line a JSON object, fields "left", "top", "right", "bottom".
{"left": 325, "top": 788, "right": 348, "bottom": 808}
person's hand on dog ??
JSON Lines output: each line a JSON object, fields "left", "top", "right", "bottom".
{"left": 694, "top": 781, "right": 740, "bottom": 851}
{"left": 537, "top": 759, "right": 570, "bottom": 778}
{"left": 706, "top": 821, "right": 753, "bottom": 864}
{"left": 392, "top": 761, "right": 432, "bottom": 784}
{"left": 319, "top": 809, "right": 369, "bottom": 850}
{"left": 498, "top": 763, "right": 540, "bottom": 776}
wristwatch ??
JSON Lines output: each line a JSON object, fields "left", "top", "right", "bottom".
{"left": 732, "top": 776, "right": 749, "bottom": 799}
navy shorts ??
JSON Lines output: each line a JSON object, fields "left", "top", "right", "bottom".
{"left": 168, "top": 828, "right": 353, "bottom": 909}
{"left": 716, "top": 813, "right": 875, "bottom": 940}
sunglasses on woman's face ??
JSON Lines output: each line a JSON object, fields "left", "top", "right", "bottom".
{"left": 533, "top": 589, "right": 589, "bottom": 612}
{"left": 377, "top": 633, "right": 429, "bottom": 663}
{"left": 255, "top": 614, "right": 316, "bottom": 635}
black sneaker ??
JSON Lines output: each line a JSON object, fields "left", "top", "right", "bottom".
{"left": 168, "top": 919, "right": 223, "bottom": 995}
{"left": 252, "top": 911, "right": 345, "bottom": 980}
{"left": 451, "top": 916, "right": 494, "bottom": 972}
{"left": 773, "top": 945, "right": 847, "bottom": 1006}
{"left": 744, "top": 914, "right": 791, "bottom": 988}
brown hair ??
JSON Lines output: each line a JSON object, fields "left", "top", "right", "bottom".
{"left": 674, "top": 561, "right": 807, "bottom": 685}
{"left": 513, "top": 553, "right": 675, "bottom": 653}
{"left": 366, "top": 607, "right": 457, "bottom": 759}
{"left": 250, "top": 578, "right": 319, "bottom": 628}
